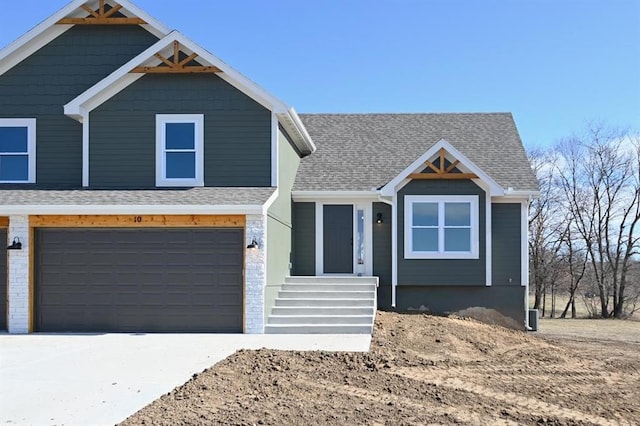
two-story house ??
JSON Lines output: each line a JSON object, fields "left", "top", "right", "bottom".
{"left": 0, "top": 0, "right": 538, "bottom": 334}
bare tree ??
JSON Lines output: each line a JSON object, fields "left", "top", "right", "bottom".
{"left": 553, "top": 124, "right": 640, "bottom": 318}
{"left": 528, "top": 147, "right": 566, "bottom": 316}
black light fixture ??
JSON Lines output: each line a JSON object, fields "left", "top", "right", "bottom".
{"left": 376, "top": 213, "right": 384, "bottom": 224}
{"left": 7, "top": 237, "right": 22, "bottom": 250}
{"left": 246, "top": 237, "right": 259, "bottom": 250}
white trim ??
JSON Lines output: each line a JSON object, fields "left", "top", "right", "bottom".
{"left": 0, "top": 204, "right": 265, "bottom": 215}
{"left": 315, "top": 202, "right": 323, "bottom": 276}
{"left": 293, "top": 190, "right": 379, "bottom": 202}
{"left": 155, "top": 114, "right": 204, "bottom": 187}
{"left": 314, "top": 200, "right": 374, "bottom": 276}
{"left": 0, "top": 118, "right": 36, "bottom": 184}
{"left": 82, "top": 111, "right": 89, "bottom": 187}
{"left": 261, "top": 188, "right": 280, "bottom": 214}
{"left": 379, "top": 139, "right": 504, "bottom": 197}
{"left": 491, "top": 196, "right": 531, "bottom": 203}
{"left": 391, "top": 192, "right": 397, "bottom": 307}
{"left": 521, "top": 199, "right": 529, "bottom": 287}
{"left": 403, "top": 195, "right": 479, "bottom": 260}
{"left": 0, "top": 0, "right": 170, "bottom": 77}
{"left": 271, "top": 113, "right": 278, "bottom": 186}
{"left": 485, "top": 197, "right": 492, "bottom": 286}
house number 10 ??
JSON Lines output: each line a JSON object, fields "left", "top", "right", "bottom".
{"left": 133, "top": 216, "right": 143, "bottom": 223}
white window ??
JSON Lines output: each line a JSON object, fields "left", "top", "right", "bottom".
{"left": 404, "top": 195, "right": 479, "bottom": 259}
{"left": 156, "top": 114, "right": 204, "bottom": 187}
{"left": 0, "top": 118, "right": 36, "bottom": 183}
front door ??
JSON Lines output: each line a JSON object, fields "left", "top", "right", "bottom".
{"left": 323, "top": 204, "right": 353, "bottom": 273}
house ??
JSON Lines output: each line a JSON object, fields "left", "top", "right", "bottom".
{"left": 0, "top": 0, "right": 538, "bottom": 334}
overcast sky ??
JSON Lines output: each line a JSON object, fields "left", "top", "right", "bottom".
{"left": 1, "top": 0, "right": 639, "bottom": 148}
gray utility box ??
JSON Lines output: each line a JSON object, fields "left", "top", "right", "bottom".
{"left": 528, "top": 309, "right": 539, "bottom": 331}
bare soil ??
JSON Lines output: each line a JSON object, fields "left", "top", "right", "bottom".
{"left": 122, "top": 312, "right": 640, "bottom": 426}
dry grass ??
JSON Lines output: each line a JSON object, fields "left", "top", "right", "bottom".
{"left": 539, "top": 318, "right": 640, "bottom": 344}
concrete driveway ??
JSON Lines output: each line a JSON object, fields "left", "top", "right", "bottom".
{"left": 0, "top": 332, "right": 371, "bottom": 425}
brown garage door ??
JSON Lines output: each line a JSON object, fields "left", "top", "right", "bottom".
{"left": 35, "top": 228, "right": 243, "bottom": 333}
{"left": 0, "top": 228, "right": 6, "bottom": 331}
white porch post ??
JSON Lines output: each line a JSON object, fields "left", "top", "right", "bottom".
{"left": 245, "top": 214, "right": 266, "bottom": 334}
{"left": 7, "top": 215, "right": 30, "bottom": 334}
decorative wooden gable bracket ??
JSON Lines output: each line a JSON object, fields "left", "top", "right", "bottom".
{"left": 130, "top": 41, "right": 222, "bottom": 74}
{"left": 56, "top": 1, "right": 147, "bottom": 25}
{"left": 408, "top": 148, "right": 479, "bottom": 180}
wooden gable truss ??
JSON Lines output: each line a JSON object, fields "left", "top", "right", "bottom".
{"left": 56, "top": 1, "right": 146, "bottom": 25}
{"left": 408, "top": 148, "right": 479, "bottom": 180}
{"left": 130, "top": 41, "right": 222, "bottom": 74}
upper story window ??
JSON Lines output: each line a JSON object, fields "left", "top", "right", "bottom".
{"left": 404, "top": 195, "right": 479, "bottom": 259}
{"left": 0, "top": 118, "right": 36, "bottom": 184}
{"left": 156, "top": 114, "right": 204, "bottom": 187}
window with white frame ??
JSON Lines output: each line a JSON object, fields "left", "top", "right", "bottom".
{"left": 404, "top": 195, "right": 479, "bottom": 259}
{"left": 156, "top": 114, "right": 204, "bottom": 187}
{"left": 0, "top": 118, "right": 36, "bottom": 183}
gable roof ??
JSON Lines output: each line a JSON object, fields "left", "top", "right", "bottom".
{"left": 0, "top": 0, "right": 170, "bottom": 76}
{"left": 294, "top": 113, "right": 538, "bottom": 193}
{"left": 63, "top": 30, "right": 315, "bottom": 155}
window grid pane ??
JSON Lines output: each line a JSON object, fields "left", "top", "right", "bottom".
{"left": 0, "top": 155, "right": 29, "bottom": 181}
{"left": 411, "top": 200, "right": 473, "bottom": 254}
{"left": 165, "top": 123, "right": 195, "bottom": 150}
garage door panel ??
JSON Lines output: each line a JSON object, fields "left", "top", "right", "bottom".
{"left": 35, "top": 228, "right": 244, "bottom": 333}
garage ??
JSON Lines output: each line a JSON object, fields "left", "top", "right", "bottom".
{"left": 1, "top": 228, "right": 6, "bottom": 331}
{"left": 34, "top": 227, "right": 244, "bottom": 333}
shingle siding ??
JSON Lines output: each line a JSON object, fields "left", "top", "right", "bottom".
{"left": 0, "top": 25, "right": 159, "bottom": 188}
{"left": 89, "top": 74, "right": 271, "bottom": 188}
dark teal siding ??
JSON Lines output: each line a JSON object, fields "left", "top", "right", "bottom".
{"left": 396, "top": 285, "right": 525, "bottom": 325}
{"left": 492, "top": 203, "right": 522, "bottom": 285}
{"left": 372, "top": 202, "right": 392, "bottom": 308}
{"left": 397, "top": 179, "right": 486, "bottom": 286}
{"left": 89, "top": 74, "right": 271, "bottom": 188}
{"left": 0, "top": 26, "right": 158, "bottom": 188}
{"left": 292, "top": 202, "right": 315, "bottom": 275}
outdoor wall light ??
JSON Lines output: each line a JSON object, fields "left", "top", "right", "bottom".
{"left": 376, "top": 213, "right": 384, "bottom": 224}
{"left": 7, "top": 237, "right": 22, "bottom": 250}
{"left": 246, "top": 237, "right": 259, "bottom": 250}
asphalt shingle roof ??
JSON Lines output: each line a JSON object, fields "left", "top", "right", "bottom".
{"left": 295, "top": 113, "right": 538, "bottom": 192}
{"left": 0, "top": 187, "right": 275, "bottom": 206}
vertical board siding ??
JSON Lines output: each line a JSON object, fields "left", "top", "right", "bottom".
{"left": 0, "top": 26, "right": 159, "bottom": 188}
{"left": 491, "top": 203, "right": 522, "bottom": 285}
{"left": 397, "top": 179, "right": 486, "bottom": 286}
{"left": 90, "top": 74, "right": 271, "bottom": 188}
{"left": 372, "top": 202, "right": 392, "bottom": 308}
{"left": 291, "top": 202, "right": 316, "bottom": 276}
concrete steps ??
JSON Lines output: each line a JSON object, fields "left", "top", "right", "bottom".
{"left": 265, "top": 276, "right": 378, "bottom": 335}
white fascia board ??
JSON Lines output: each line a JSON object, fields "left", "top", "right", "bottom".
{"left": 0, "top": 0, "right": 170, "bottom": 77}
{"left": 379, "top": 139, "right": 505, "bottom": 197}
{"left": 262, "top": 188, "right": 280, "bottom": 214}
{"left": 0, "top": 204, "right": 264, "bottom": 216}
{"left": 65, "top": 31, "right": 291, "bottom": 117}
{"left": 287, "top": 108, "right": 317, "bottom": 153}
{"left": 292, "top": 191, "right": 379, "bottom": 202}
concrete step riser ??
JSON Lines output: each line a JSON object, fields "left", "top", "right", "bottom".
{"left": 282, "top": 284, "right": 377, "bottom": 292}
{"left": 285, "top": 277, "right": 378, "bottom": 285}
{"left": 268, "top": 316, "right": 372, "bottom": 325}
{"left": 270, "top": 307, "right": 374, "bottom": 315}
{"left": 275, "top": 299, "right": 375, "bottom": 307}
{"left": 278, "top": 291, "right": 374, "bottom": 299}
{"left": 264, "top": 325, "right": 373, "bottom": 334}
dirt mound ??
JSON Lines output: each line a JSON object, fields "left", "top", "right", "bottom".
{"left": 122, "top": 311, "right": 640, "bottom": 425}
{"left": 451, "top": 306, "right": 526, "bottom": 330}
